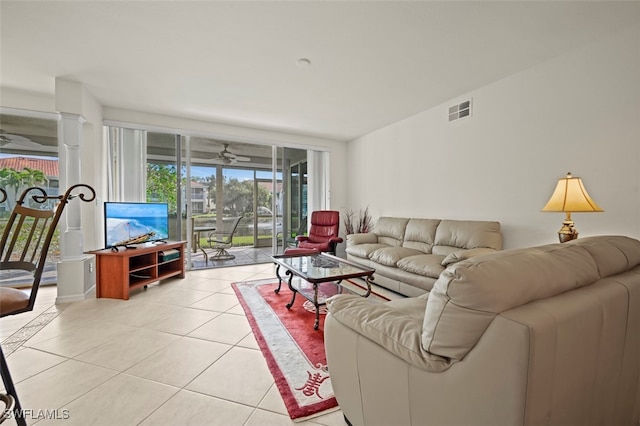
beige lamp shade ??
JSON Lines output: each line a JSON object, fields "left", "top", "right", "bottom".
{"left": 542, "top": 172, "right": 603, "bottom": 243}
{"left": 542, "top": 172, "right": 604, "bottom": 213}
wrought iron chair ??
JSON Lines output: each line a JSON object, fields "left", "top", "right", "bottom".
{"left": 0, "top": 391, "right": 14, "bottom": 425}
{"left": 203, "top": 215, "right": 243, "bottom": 263}
{"left": 0, "top": 184, "right": 95, "bottom": 426}
{"left": 0, "top": 188, "right": 14, "bottom": 426}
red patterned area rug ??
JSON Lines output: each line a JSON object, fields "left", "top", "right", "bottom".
{"left": 232, "top": 277, "right": 388, "bottom": 421}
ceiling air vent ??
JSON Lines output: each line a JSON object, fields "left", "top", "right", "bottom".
{"left": 448, "top": 99, "right": 472, "bottom": 122}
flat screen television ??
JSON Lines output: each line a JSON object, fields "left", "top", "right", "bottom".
{"left": 104, "top": 202, "right": 169, "bottom": 247}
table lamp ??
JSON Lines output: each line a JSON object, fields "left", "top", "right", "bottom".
{"left": 541, "top": 172, "right": 604, "bottom": 243}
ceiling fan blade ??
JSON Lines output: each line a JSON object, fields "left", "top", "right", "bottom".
{"left": 207, "top": 157, "right": 234, "bottom": 165}
{"left": 0, "top": 133, "right": 42, "bottom": 148}
{"left": 216, "top": 143, "right": 251, "bottom": 163}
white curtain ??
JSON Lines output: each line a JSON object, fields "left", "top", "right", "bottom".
{"left": 106, "top": 126, "right": 147, "bottom": 201}
{"left": 306, "top": 150, "right": 330, "bottom": 213}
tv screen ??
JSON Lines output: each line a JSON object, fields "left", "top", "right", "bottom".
{"left": 104, "top": 202, "right": 169, "bottom": 247}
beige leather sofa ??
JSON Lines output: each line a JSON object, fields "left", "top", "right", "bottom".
{"left": 345, "top": 217, "right": 503, "bottom": 296}
{"left": 326, "top": 235, "right": 640, "bottom": 426}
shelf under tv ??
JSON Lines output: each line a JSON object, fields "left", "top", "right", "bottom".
{"left": 90, "top": 241, "right": 186, "bottom": 300}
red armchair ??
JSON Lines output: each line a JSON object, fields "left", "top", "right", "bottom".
{"left": 295, "top": 210, "right": 343, "bottom": 254}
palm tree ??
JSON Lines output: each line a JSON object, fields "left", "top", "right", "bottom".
{"left": 0, "top": 166, "right": 48, "bottom": 211}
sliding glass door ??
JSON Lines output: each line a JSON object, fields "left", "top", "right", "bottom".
{"left": 106, "top": 125, "right": 311, "bottom": 269}
{"left": 277, "top": 148, "right": 308, "bottom": 253}
{"left": 146, "top": 132, "right": 182, "bottom": 242}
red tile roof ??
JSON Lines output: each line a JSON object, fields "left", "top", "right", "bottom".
{"left": 0, "top": 157, "right": 59, "bottom": 177}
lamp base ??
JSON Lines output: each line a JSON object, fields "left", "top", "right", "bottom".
{"left": 558, "top": 220, "right": 578, "bottom": 243}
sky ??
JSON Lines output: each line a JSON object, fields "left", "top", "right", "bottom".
{"left": 190, "top": 165, "right": 279, "bottom": 181}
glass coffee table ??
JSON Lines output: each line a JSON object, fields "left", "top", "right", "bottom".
{"left": 272, "top": 252, "right": 375, "bottom": 330}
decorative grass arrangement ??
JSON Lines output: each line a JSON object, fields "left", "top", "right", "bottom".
{"left": 343, "top": 206, "right": 373, "bottom": 235}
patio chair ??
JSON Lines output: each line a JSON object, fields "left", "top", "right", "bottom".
{"left": 203, "top": 215, "right": 243, "bottom": 263}
{"left": 0, "top": 184, "right": 95, "bottom": 426}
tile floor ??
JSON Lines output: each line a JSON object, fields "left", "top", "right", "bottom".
{"left": 0, "top": 263, "right": 357, "bottom": 426}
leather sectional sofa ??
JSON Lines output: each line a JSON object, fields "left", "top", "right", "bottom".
{"left": 326, "top": 235, "right": 640, "bottom": 426}
{"left": 345, "top": 217, "right": 503, "bottom": 296}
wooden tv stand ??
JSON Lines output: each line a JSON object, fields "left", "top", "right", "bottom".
{"left": 92, "top": 241, "right": 186, "bottom": 300}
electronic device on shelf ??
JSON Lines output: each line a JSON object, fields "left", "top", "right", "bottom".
{"left": 104, "top": 202, "right": 169, "bottom": 249}
{"left": 125, "top": 242, "right": 155, "bottom": 249}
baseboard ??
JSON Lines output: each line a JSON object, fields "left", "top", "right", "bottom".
{"left": 55, "top": 284, "right": 96, "bottom": 304}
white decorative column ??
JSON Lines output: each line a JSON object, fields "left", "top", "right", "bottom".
{"left": 56, "top": 112, "right": 96, "bottom": 303}
{"left": 59, "top": 112, "right": 86, "bottom": 258}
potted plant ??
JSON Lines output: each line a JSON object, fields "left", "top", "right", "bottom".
{"left": 343, "top": 206, "right": 373, "bottom": 236}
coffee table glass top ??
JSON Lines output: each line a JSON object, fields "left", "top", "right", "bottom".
{"left": 271, "top": 253, "right": 374, "bottom": 282}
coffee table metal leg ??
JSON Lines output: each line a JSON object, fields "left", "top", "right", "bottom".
{"left": 285, "top": 270, "right": 297, "bottom": 309}
{"left": 274, "top": 264, "right": 283, "bottom": 293}
{"left": 313, "top": 283, "right": 320, "bottom": 330}
{"left": 363, "top": 275, "right": 373, "bottom": 297}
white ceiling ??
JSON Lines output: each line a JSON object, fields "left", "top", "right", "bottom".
{"left": 1, "top": 1, "right": 639, "bottom": 142}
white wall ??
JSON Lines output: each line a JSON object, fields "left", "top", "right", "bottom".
{"left": 0, "top": 87, "right": 55, "bottom": 112}
{"left": 346, "top": 24, "right": 640, "bottom": 249}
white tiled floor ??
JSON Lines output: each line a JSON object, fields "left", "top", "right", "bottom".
{"left": 0, "top": 263, "right": 354, "bottom": 426}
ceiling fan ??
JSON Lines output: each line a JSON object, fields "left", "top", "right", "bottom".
{"left": 213, "top": 143, "right": 251, "bottom": 165}
{"left": 0, "top": 129, "right": 42, "bottom": 148}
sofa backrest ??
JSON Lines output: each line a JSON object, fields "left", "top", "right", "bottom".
{"left": 431, "top": 219, "right": 503, "bottom": 256}
{"left": 421, "top": 235, "right": 640, "bottom": 361}
{"left": 374, "top": 217, "right": 410, "bottom": 247}
{"left": 375, "top": 217, "right": 502, "bottom": 255}
{"left": 402, "top": 219, "right": 441, "bottom": 253}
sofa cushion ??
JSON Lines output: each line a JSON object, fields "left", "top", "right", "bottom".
{"left": 370, "top": 247, "right": 424, "bottom": 267}
{"left": 327, "top": 294, "right": 450, "bottom": 371}
{"left": 397, "top": 254, "right": 446, "bottom": 279}
{"left": 421, "top": 236, "right": 640, "bottom": 362}
{"left": 375, "top": 217, "right": 410, "bottom": 246}
{"left": 441, "top": 247, "right": 497, "bottom": 266}
{"left": 432, "top": 220, "right": 502, "bottom": 255}
{"left": 368, "top": 263, "right": 439, "bottom": 294}
{"left": 345, "top": 243, "right": 389, "bottom": 260}
{"left": 402, "top": 219, "right": 440, "bottom": 253}
{"left": 346, "top": 232, "right": 378, "bottom": 246}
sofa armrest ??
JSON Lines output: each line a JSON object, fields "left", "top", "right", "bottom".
{"left": 326, "top": 295, "right": 451, "bottom": 372}
{"left": 346, "top": 232, "right": 378, "bottom": 245}
{"left": 295, "top": 235, "right": 309, "bottom": 243}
